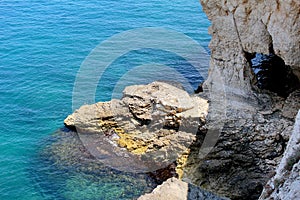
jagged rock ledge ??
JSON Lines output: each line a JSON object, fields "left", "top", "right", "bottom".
{"left": 64, "top": 81, "right": 209, "bottom": 178}
{"left": 174, "top": 0, "right": 300, "bottom": 199}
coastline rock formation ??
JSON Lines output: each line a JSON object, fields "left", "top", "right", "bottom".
{"left": 177, "top": 0, "right": 300, "bottom": 199}
{"left": 64, "top": 81, "right": 208, "bottom": 175}
{"left": 183, "top": 91, "right": 297, "bottom": 199}
{"left": 61, "top": 1, "right": 300, "bottom": 199}
{"left": 201, "top": 0, "right": 300, "bottom": 97}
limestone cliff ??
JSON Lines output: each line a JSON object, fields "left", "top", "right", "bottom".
{"left": 201, "top": 0, "right": 300, "bottom": 96}
{"left": 180, "top": 1, "right": 300, "bottom": 199}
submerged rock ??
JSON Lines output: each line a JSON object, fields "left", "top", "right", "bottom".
{"left": 34, "top": 128, "right": 157, "bottom": 200}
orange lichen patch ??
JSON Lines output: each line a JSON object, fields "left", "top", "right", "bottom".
{"left": 176, "top": 149, "right": 190, "bottom": 179}
{"left": 117, "top": 133, "right": 148, "bottom": 155}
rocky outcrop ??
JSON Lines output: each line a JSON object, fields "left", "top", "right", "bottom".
{"left": 201, "top": 0, "right": 300, "bottom": 97}
{"left": 183, "top": 92, "right": 297, "bottom": 199}
{"left": 137, "top": 177, "right": 229, "bottom": 200}
{"left": 61, "top": 1, "right": 300, "bottom": 199}
{"left": 64, "top": 81, "right": 208, "bottom": 174}
{"left": 259, "top": 110, "right": 300, "bottom": 200}
{"left": 179, "top": 1, "right": 300, "bottom": 199}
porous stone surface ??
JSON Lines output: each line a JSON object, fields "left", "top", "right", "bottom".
{"left": 64, "top": 81, "right": 208, "bottom": 173}
{"left": 201, "top": 0, "right": 300, "bottom": 96}
{"left": 180, "top": 1, "right": 300, "bottom": 199}
{"left": 259, "top": 111, "right": 300, "bottom": 200}
{"left": 137, "top": 177, "right": 229, "bottom": 200}
{"left": 282, "top": 90, "right": 300, "bottom": 119}
{"left": 183, "top": 92, "right": 297, "bottom": 199}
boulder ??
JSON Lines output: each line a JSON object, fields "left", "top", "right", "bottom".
{"left": 64, "top": 81, "right": 209, "bottom": 173}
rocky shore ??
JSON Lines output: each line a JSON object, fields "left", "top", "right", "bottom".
{"left": 181, "top": 0, "right": 300, "bottom": 199}
{"left": 60, "top": 0, "right": 300, "bottom": 199}
{"left": 63, "top": 81, "right": 299, "bottom": 200}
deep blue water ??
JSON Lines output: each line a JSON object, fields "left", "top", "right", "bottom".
{"left": 0, "top": 0, "right": 210, "bottom": 199}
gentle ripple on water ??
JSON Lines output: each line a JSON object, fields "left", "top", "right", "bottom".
{"left": 0, "top": 0, "right": 210, "bottom": 199}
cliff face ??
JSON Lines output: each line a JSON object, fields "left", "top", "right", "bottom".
{"left": 201, "top": 0, "right": 300, "bottom": 96}
{"left": 181, "top": 1, "right": 300, "bottom": 199}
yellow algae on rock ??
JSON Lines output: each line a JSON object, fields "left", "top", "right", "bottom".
{"left": 117, "top": 133, "right": 148, "bottom": 155}
{"left": 63, "top": 81, "right": 208, "bottom": 174}
{"left": 98, "top": 120, "right": 117, "bottom": 129}
{"left": 131, "top": 146, "right": 149, "bottom": 155}
{"left": 175, "top": 149, "right": 190, "bottom": 180}
{"left": 113, "top": 127, "right": 124, "bottom": 134}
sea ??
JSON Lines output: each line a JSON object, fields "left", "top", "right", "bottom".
{"left": 0, "top": 0, "right": 211, "bottom": 199}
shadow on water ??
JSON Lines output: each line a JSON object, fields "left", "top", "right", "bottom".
{"left": 29, "top": 128, "right": 158, "bottom": 200}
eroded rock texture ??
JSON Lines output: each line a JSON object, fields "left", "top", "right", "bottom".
{"left": 64, "top": 81, "right": 208, "bottom": 174}
{"left": 259, "top": 111, "right": 300, "bottom": 200}
{"left": 202, "top": 0, "right": 300, "bottom": 96}
{"left": 183, "top": 92, "right": 298, "bottom": 199}
{"left": 181, "top": 1, "right": 300, "bottom": 199}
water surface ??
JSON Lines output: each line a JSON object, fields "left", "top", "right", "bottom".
{"left": 0, "top": 1, "right": 210, "bottom": 199}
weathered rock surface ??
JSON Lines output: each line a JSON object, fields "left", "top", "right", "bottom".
{"left": 183, "top": 92, "right": 297, "bottom": 199}
{"left": 64, "top": 81, "right": 208, "bottom": 173}
{"left": 137, "top": 177, "right": 229, "bottom": 200}
{"left": 259, "top": 110, "right": 300, "bottom": 200}
{"left": 282, "top": 90, "right": 300, "bottom": 119}
{"left": 179, "top": 1, "right": 300, "bottom": 199}
{"left": 201, "top": 0, "right": 300, "bottom": 97}
{"left": 62, "top": 1, "right": 300, "bottom": 198}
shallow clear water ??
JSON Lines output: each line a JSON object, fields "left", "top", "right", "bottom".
{"left": 0, "top": 0, "right": 210, "bottom": 199}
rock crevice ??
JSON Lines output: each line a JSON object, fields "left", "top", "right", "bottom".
{"left": 179, "top": 0, "right": 300, "bottom": 199}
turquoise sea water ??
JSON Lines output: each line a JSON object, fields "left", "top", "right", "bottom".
{"left": 0, "top": 1, "right": 210, "bottom": 199}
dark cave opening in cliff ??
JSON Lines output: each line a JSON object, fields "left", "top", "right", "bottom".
{"left": 247, "top": 53, "right": 299, "bottom": 98}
